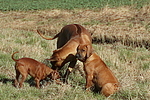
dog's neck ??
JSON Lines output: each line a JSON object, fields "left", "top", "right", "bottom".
{"left": 84, "top": 52, "right": 98, "bottom": 63}
{"left": 55, "top": 38, "right": 80, "bottom": 58}
{"left": 86, "top": 52, "right": 94, "bottom": 59}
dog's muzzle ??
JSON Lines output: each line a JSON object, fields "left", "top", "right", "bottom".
{"left": 75, "top": 53, "right": 81, "bottom": 59}
{"left": 75, "top": 53, "right": 85, "bottom": 62}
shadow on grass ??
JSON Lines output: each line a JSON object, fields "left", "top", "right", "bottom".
{"left": 0, "top": 77, "right": 36, "bottom": 87}
{"left": 92, "top": 36, "right": 150, "bottom": 50}
{"left": 0, "top": 78, "right": 14, "bottom": 84}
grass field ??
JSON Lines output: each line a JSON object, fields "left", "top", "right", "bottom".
{"left": 0, "top": 0, "right": 150, "bottom": 100}
{"left": 0, "top": 0, "right": 150, "bottom": 11}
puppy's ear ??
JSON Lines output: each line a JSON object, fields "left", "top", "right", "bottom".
{"left": 50, "top": 70, "right": 60, "bottom": 79}
{"left": 50, "top": 71, "right": 55, "bottom": 76}
{"left": 86, "top": 45, "right": 92, "bottom": 58}
{"left": 51, "top": 70, "right": 58, "bottom": 76}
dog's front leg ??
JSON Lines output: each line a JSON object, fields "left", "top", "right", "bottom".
{"left": 63, "top": 67, "right": 72, "bottom": 83}
{"left": 85, "top": 73, "right": 93, "bottom": 91}
{"left": 63, "top": 60, "right": 77, "bottom": 83}
{"left": 35, "top": 78, "right": 40, "bottom": 88}
{"left": 55, "top": 79, "right": 62, "bottom": 85}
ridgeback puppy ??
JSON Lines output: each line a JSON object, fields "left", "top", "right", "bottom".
{"left": 76, "top": 44, "right": 119, "bottom": 97}
{"left": 12, "top": 52, "right": 61, "bottom": 88}
{"left": 37, "top": 24, "right": 92, "bottom": 83}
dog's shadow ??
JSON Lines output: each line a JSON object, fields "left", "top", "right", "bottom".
{"left": 0, "top": 77, "right": 36, "bottom": 87}
{"left": 0, "top": 78, "right": 14, "bottom": 84}
{"left": 91, "top": 85, "right": 102, "bottom": 94}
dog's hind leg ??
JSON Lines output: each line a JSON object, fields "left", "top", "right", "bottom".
{"left": 14, "top": 70, "right": 20, "bottom": 88}
{"left": 19, "top": 70, "right": 28, "bottom": 88}
{"left": 101, "top": 83, "right": 117, "bottom": 97}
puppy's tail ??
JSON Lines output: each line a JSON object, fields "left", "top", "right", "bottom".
{"left": 12, "top": 51, "right": 19, "bottom": 62}
{"left": 37, "top": 30, "right": 59, "bottom": 40}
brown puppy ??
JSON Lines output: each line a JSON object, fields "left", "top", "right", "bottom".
{"left": 12, "top": 52, "right": 61, "bottom": 88}
{"left": 37, "top": 24, "right": 92, "bottom": 82}
{"left": 76, "top": 44, "right": 119, "bottom": 97}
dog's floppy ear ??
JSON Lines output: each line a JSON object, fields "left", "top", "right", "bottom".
{"left": 53, "top": 49, "right": 59, "bottom": 52}
{"left": 46, "top": 58, "right": 56, "bottom": 61}
{"left": 49, "top": 70, "right": 60, "bottom": 79}
{"left": 86, "top": 44, "right": 92, "bottom": 58}
{"left": 46, "top": 57, "right": 61, "bottom": 61}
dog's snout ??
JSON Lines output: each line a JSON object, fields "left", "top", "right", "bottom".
{"left": 75, "top": 53, "right": 80, "bottom": 59}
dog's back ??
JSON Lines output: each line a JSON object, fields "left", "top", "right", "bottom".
{"left": 12, "top": 52, "right": 50, "bottom": 78}
{"left": 37, "top": 24, "right": 92, "bottom": 49}
{"left": 96, "top": 54, "right": 118, "bottom": 84}
{"left": 15, "top": 57, "right": 42, "bottom": 76}
{"left": 12, "top": 52, "right": 61, "bottom": 88}
{"left": 57, "top": 24, "right": 91, "bottom": 48}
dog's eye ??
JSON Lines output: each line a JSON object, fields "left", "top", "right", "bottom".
{"left": 81, "top": 49, "right": 85, "bottom": 52}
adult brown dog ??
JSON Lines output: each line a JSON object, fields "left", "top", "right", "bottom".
{"left": 37, "top": 24, "right": 92, "bottom": 82}
{"left": 12, "top": 52, "right": 61, "bottom": 88}
{"left": 76, "top": 44, "right": 119, "bottom": 97}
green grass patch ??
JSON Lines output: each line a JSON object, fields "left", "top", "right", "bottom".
{"left": 0, "top": 52, "right": 12, "bottom": 66}
{"left": 40, "top": 40, "right": 49, "bottom": 50}
{"left": 0, "top": 74, "right": 8, "bottom": 79}
{"left": 0, "top": 0, "right": 149, "bottom": 11}
{"left": 15, "top": 36, "right": 40, "bottom": 45}
{"left": 83, "top": 19, "right": 101, "bottom": 25}
{"left": 141, "top": 62, "right": 150, "bottom": 70}
{"left": 0, "top": 85, "right": 42, "bottom": 100}
{"left": 119, "top": 48, "right": 134, "bottom": 62}
{"left": 116, "top": 90, "right": 138, "bottom": 99}
{"left": 26, "top": 37, "right": 40, "bottom": 45}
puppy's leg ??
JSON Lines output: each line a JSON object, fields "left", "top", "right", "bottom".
{"left": 35, "top": 78, "right": 40, "bottom": 88}
{"left": 101, "top": 83, "right": 117, "bottom": 97}
{"left": 19, "top": 72, "right": 28, "bottom": 88}
{"left": 14, "top": 70, "right": 20, "bottom": 88}
{"left": 55, "top": 79, "right": 62, "bottom": 85}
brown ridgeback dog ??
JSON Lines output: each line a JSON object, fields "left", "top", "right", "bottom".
{"left": 12, "top": 52, "right": 61, "bottom": 88}
{"left": 76, "top": 44, "right": 120, "bottom": 97}
{"left": 37, "top": 24, "right": 92, "bottom": 83}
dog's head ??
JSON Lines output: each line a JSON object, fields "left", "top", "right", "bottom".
{"left": 46, "top": 50, "right": 64, "bottom": 70}
{"left": 76, "top": 44, "right": 92, "bottom": 62}
{"left": 47, "top": 70, "right": 61, "bottom": 80}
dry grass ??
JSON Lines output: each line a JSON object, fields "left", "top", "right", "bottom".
{"left": 0, "top": 6, "right": 150, "bottom": 99}
{"left": 1, "top": 6, "right": 150, "bottom": 48}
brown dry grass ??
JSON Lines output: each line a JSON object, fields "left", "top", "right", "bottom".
{"left": 0, "top": 6, "right": 150, "bottom": 49}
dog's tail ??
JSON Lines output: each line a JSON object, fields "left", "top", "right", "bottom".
{"left": 12, "top": 51, "right": 19, "bottom": 62}
{"left": 37, "top": 30, "right": 59, "bottom": 40}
